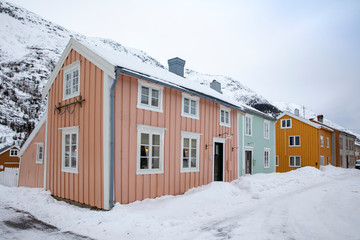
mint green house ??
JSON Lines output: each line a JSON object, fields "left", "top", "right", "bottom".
{"left": 237, "top": 108, "right": 276, "bottom": 175}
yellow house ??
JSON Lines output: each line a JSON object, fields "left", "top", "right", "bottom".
{"left": 276, "top": 111, "right": 333, "bottom": 172}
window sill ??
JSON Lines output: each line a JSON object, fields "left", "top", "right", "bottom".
{"left": 137, "top": 104, "right": 163, "bottom": 113}
{"left": 180, "top": 168, "right": 200, "bottom": 173}
{"left": 181, "top": 113, "right": 199, "bottom": 120}
{"left": 136, "top": 169, "right": 164, "bottom": 175}
{"left": 220, "top": 123, "right": 231, "bottom": 128}
{"left": 62, "top": 168, "right": 78, "bottom": 174}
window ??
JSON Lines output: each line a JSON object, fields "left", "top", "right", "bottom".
{"left": 220, "top": 106, "right": 231, "bottom": 127}
{"left": 276, "top": 156, "right": 279, "bottom": 166}
{"left": 9, "top": 149, "right": 18, "bottom": 156}
{"left": 289, "top": 136, "right": 300, "bottom": 146}
{"left": 61, "top": 126, "right": 79, "bottom": 173}
{"left": 264, "top": 120, "right": 270, "bottom": 139}
{"left": 320, "top": 136, "right": 324, "bottom": 147}
{"left": 181, "top": 93, "right": 199, "bottom": 119}
{"left": 36, "top": 143, "right": 44, "bottom": 164}
{"left": 320, "top": 156, "right": 324, "bottom": 166}
{"left": 264, "top": 149, "right": 270, "bottom": 168}
{"left": 339, "top": 137, "right": 343, "bottom": 149}
{"left": 281, "top": 119, "right": 292, "bottom": 129}
{"left": 181, "top": 131, "right": 200, "bottom": 172}
{"left": 137, "top": 125, "right": 165, "bottom": 174}
{"left": 137, "top": 80, "right": 163, "bottom": 112}
{"left": 63, "top": 61, "right": 80, "bottom": 100}
{"left": 289, "top": 156, "right": 301, "bottom": 167}
{"left": 0, "top": 165, "right": 3, "bottom": 170}
{"left": 326, "top": 137, "right": 329, "bottom": 148}
{"left": 245, "top": 115, "right": 252, "bottom": 136}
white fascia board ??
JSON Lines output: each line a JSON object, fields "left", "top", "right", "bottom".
{"left": 42, "top": 38, "right": 115, "bottom": 98}
{"left": 277, "top": 112, "right": 323, "bottom": 130}
{"left": 18, "top": 114, "right": 47, "bottom": 157}
{"left": 103, "top": 72, "right": 113, "bottom": 210}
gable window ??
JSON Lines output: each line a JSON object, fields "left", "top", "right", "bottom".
{"left": 63, "top": 61, "right": 80, "bottom": 100}
{"left": 181, "top": 131, "right": 200, "bottom": 172}
{"left": 326, "top": 137, "right": 330, "bottom": 148}
{"left": 36, "top": 143, "right": 44, "bottom": 164}
{"left": 276, "top": 156, "right": 279, "bottom": 166}
{"left": 245, "top": 115, "right": 252, "bottom": 136}
{"left": 264, "top": 120, "right": 270, "bottom": 139}
{"left": 61, "top": 126, "right": 79, "bottom": 173}
{"left": 289, "top": 156, "right": 301, "bottom": 167}
{"left": 137, "top": 125, "right": 165, "bottom": 174}
{"left": 264, "top": 149, "right": 270, "bottom": 168}
{"left": 220, "top": 106, "right": 231, "bottom": 127}
{"left": 289, "top": 136, "right": 300, "bottom": 146}
{"left": 181, "top": 93, "right": 199, "bottom": 119}
{"left": 10, "top": 149, "right": 18, "bottom": 156}
{"left": 137, "top": 80, "right": 163, "bottom": 112}
{"left": 320, "top": 136, "right": 324, "bottom": 147}
{"left": 281, "top": 119, "right": 292, "bottom": 129}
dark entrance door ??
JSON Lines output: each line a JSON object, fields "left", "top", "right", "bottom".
{"left": 245, "top": 150, "right": 252, "bottom": 174}
{"left": 214, "top": 142, "right": 223, "bottom": 181}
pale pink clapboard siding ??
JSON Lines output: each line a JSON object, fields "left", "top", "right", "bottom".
{"left": 114, "top": 74, "right": 238, "bottom": 204}
{"left": 18, "top": 122, "right": 46, "bottom": 188}
{"left": 46, "top": 49, "right": 104, "bottom": 209}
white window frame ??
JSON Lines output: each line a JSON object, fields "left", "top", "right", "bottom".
{"left": 264, "top": 148, "right": 270, "bottom": 168}
{"left": 9, "top": 149, "right": 18, "bottom": 156}
{"left": 280, "top": 119, "right": 292, "bottom": 129}
{"left": 320, "top": 156, "right": 324, "bottom": 166}
{"left": 35, "top": 143, "right": 44, "bottom": 164}
{"left": 276, "top": 156, "right": 279, "bottom": 166}
{"left": 181, "top": 93, "right": 200, "bottom": 120}
{"left": 264, "top": 120, "right": 270, "bottom": 139}
{"left": 289, "top": 136, "right": 300, "bottom": 147}
{"left": 136, "top": 125, "right": 165, "bottom": 175}
{"left": 219, "top": 106, "right": 231, "bottom": 127}
{"left": 245, "top": 114, "right": 253, "bottom": 136}
{"left": 326, "top": 137, "right": 330, "bottom": 148}
{"left": 289, "top": 156, "right": 301, "bottom": 167}
{"left": 61, "top": 126, "right": 79, "bottom": 174}
{"left": 181, "top": 131, "right": 201, "bottom": 173}
{"left": 137, "top": 79, "right": 163, "bottom": 113}
{"left": 63, "top": 60, "right": 80, "bottom": 101}
{"left": 320, "top": 136, "right": 324, "bottom": 147}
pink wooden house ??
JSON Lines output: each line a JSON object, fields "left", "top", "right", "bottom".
{"left": 19, "top": 38, "right": 245, "bottom": 209}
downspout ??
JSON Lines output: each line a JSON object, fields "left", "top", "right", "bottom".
{"left": 109, "top": 67, "right": 121, "bottom": 208}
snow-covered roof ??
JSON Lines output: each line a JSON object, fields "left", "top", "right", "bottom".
{"left": 277, "top": 112, "right": 333, "bottom": 132}
{"left": 19, "top": 113, "right": 47, "bottom": 157}
{"left": 42, "top": 38, "right": 281, "bottom": 120}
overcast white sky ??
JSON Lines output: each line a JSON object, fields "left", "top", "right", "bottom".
{"left": 8, "top": 0, "right": 360, "bottom": 134}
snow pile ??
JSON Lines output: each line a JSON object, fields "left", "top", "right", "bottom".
{"left": 1, "top": 166, "right": 360, "bottom": 239}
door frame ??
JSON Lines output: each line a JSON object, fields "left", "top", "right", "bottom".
{"left": 244, "top": 146, "right": 254, "bottom": 175}
{"left": 213, "top": 137, "right": 225, "bottom": 182}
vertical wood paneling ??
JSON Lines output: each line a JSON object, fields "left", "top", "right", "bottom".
{"left": 18, "top": 123, "right": 46, "bottom": 188}
{"left": 276, "top": 115, "right": 333, "bottom": 173}
{"left": 114, "top": 74, "right": 238, "bottom": 204}
{"left": 47, "top": 50, "right": 104, "bottom": 209}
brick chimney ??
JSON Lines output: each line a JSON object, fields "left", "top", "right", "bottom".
{"left": 317, "top": 115, "right": 324, "bottom": 123}
{"left": 210, "top": 80, "right": 222, "bottom": 94}
{"left": 168, "top": 57, "right": 185, "bottom": 77}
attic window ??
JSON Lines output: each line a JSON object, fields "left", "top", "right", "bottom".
{"left": 220, "top": 106, "right": 231, "bottom": 127}
{"left": 10, "top": 149, "right": 18, "bottom": 156}
{"left": 181, "top": 93, "right": 199, "bottom": 120}
{"left": 281, "top": 119, "right": 292, "bottom": 129}
{"left": 63, "top": 61, "right": 80, "bottom": 100}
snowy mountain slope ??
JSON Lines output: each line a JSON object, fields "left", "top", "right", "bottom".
{"left": 0, "top": 0, "right": 278, "bottom": 148}
{"left": 272, "top": 101, "right": 360, "bottom": 139}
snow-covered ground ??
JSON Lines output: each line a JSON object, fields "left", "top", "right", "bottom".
{"left": 1, "top": 166, "right": 359, "bottom": 240}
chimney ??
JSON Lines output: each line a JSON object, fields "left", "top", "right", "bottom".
{"left": 168, "top": 57, "right": 185, "bottom": 77}
{"left": 210, "top": 80, "right": 222, "bottom": 94}
{"left": 317, "top": 115, "right": 324, "bottom": 123}
{"left": 294, "top": 108, "right": 300, "bottom": 116}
